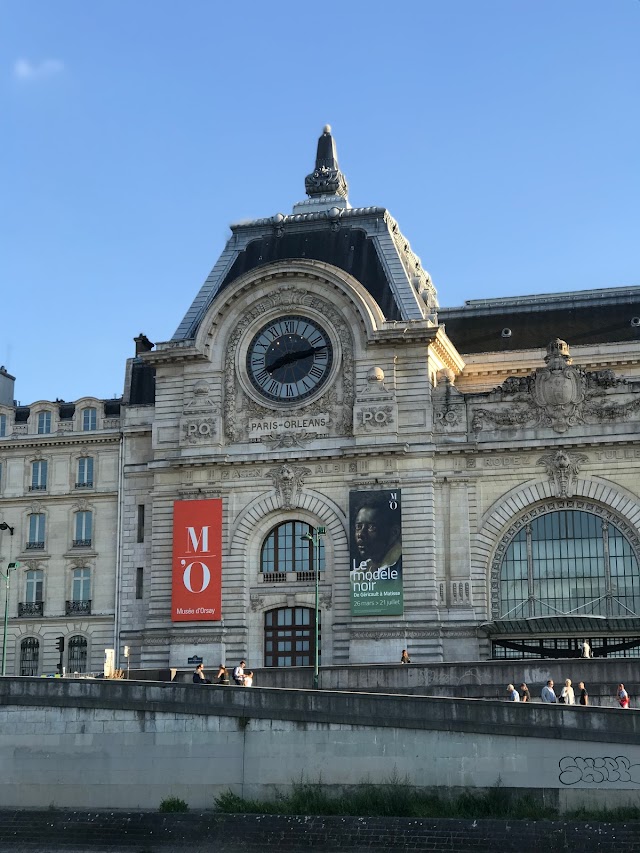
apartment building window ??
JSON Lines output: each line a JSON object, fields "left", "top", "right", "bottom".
{"left": 25, "top": 569, "right": 43, "bottom": 602}
{"left": 82, "top": 407, "right": 97, "bottom": 431}
{"left": 71, "top": 568, "right": 91, "bottom": 602}
{"left": 19, "top": 638, "right": 40, "bottom": 677}
{"left": 0, "top": 413, "right": 6, "bottom": 437}
{"left": 137, "top": 504, "right": 145, "bottom": 543}
{"left": 27, "top": 513, "right": 45, "bottom": 549}
{"left": 76, "top": 456, "right": 94, "bottom": 488}
{"left": 68, "top": 635, "right": 88, "bottom": 673}
{"left": 30, "top": 460, "right": 48, "bottom": 491}
{"left": 136, "top": 566, "right": 144, "bottom": 599}
{"left": 73, "top": 511, "right": 93, "bottom": 547}
{"left": 37, "top": 411, "right": 52, "bottom": 434}
{"left": 19, "top": 569, "right": 44, "bottom": 617}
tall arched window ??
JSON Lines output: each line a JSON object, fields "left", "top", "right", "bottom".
{"left": 260, "top": 521, "right": 325, "bottom": 581}
{"left": 20, "top": 638, "right": 40, "bottom": 676}
{"left": 264, "top": 606, "right": 319, "bottom": 667}
{"left": 68, "top": 635, "right": 88, "bottom": 673}
{"left": 499, "top": 509, "right": 640, "bottom": 619}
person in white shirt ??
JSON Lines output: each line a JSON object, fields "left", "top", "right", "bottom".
{"left": 561, "top": 678, "right": 575, "bottom": 705}
{"left": 233, "top": 660, "right": 246, "bottom": 685}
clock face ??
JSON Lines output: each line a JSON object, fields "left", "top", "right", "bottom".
{"left": 246, "top": 315, "right": 334, "bottom": 403}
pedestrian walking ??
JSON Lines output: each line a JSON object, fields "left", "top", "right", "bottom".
{"left": 506, "top": 683, "right": 520, "bottom": 701}
{"left": 400, "top": 649, "right": 411, "bottom": 664}
{"left": 519, "top": 682, "right": 531, "bottom": 702}
{"left": 580, "top": 639, "right": 591, "bottom": 659}
{"left": 578, "top": 681, "right": 589, "bottom": 706}
{"left": 541, "top": 680, "right": 557, "bottom": 703}
{"left": 617, "top": 683, "right": 630, "bottom": 708}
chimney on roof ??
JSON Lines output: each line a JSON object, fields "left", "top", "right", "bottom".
{"left": 0, "top": 366, "right": 16, "bottom": 407}
{"left": 134, "top": 333, "right": 154, "bottom": 356}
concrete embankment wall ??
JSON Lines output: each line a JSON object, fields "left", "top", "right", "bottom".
{"left": 153, "top": 658, "right": 640, "bottom": 705}
{"left": 1, "top": 677, "right": 640, "bottom": 811}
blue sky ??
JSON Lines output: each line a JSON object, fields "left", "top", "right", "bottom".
{"left": 2, "top": 1, "right": 639, "bottom": 405}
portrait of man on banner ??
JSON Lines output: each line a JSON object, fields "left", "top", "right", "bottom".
{"left": 349, "top": 490, "right": 403, "bottom": 616}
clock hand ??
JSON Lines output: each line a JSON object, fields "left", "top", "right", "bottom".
{"left": 267, "top": 345, "right": 326, "bottom": 375}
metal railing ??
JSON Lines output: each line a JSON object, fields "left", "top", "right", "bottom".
{"left": 65, "top": 599, "right": 92, "bottom": 615}
{"left": 18, "top": 601, "right": 44, "bottom": 617}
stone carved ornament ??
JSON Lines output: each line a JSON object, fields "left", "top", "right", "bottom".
{"left": 267, "top": 464, "right": 311, "bottom": 510}
{"left": 221, "top": 284, "right": 354, "bottom": 444}
{"left": 537, "top": 449, "right": 588, "bottom": 498}
{"left": 472, "top": 339, "right": 638, "bottom": 435}
{"left": 433, "top": 369, "right": 464, "bottom": 431}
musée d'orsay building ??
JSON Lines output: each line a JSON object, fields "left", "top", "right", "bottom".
{"left": 2, "top": 127, "right": 640, "bottom": 676}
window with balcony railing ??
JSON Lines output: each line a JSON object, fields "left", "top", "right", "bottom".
{"left": 27, "top": 513, "right": 45, "bottom": 550}
{"left": 18, "top": 601, "right": 44, "bottom": 617}
{"left": 66, "top": 599, "right": 92, "bottom": 615}
{"left": 71, "top": 567, "right": 91, "bottom": 610}
{"left": 76, "top": 456, "right": 94, "bottom": 488}
{"left": 73, "top": 510, "right": 92, "bottom": 548}
{"left": 30, "top": 460, "right": 47, "bottom": 491}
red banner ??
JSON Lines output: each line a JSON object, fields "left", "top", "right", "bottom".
{"left": 171, "top": 499, "right": 222, "bottom": 622}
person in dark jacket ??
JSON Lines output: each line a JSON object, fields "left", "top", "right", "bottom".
{"left": 193, "top": 664, "right": 211, "bottom": 684}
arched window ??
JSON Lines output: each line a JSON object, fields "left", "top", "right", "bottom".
{"left": 264, "top": 606, "right": 319, "bottom": 667}
{"left": 499, "top": 509, "right": 640, "bottom": 619}
{"left": 19, "top": 637, "right": 39, "bottom": 676}
{"left": 68, "top": 635, "right": 88, "bottom": 673}
{"left": 260, "top": 521, "right": 325, "bottom": 581}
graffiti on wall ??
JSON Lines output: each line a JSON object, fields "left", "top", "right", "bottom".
{"left": 559, "top": 756, "right": 640, "bottom": 785}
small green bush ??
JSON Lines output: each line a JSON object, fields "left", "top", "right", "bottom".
{"left": 159, "top": 796, "right": 189, "bottom": 813}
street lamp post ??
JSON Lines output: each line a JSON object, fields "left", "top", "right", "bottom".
{"left": 0, "top": 522, "right": 17, "bottom": 677}
{"left": 301, "top": 526, "right": 325, "bottom": 689}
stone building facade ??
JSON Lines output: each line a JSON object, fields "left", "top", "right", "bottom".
{"left": 0, "top": 368, "right": 120, "bottom": 675}
{"left": 115, "top": 128, "right": 640, "bottom": 669}
{"left": 3, "top": 128, "right": 640, "bottom": 674}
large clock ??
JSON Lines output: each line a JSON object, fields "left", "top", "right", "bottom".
{"left": 246, "top": 314, "right": 334, "bottom": 403}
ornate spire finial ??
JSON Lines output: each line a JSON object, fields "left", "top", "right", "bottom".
{"left": 304, "top": 125, "right": 349, "bottom": 199}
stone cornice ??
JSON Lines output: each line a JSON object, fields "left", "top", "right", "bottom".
{"left": 0, "top": 433, "right": 121, "bottom": 452}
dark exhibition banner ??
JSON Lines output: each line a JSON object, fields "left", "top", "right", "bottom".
{"left": 349, "top": 489, "right": 403, "bottom": 616}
